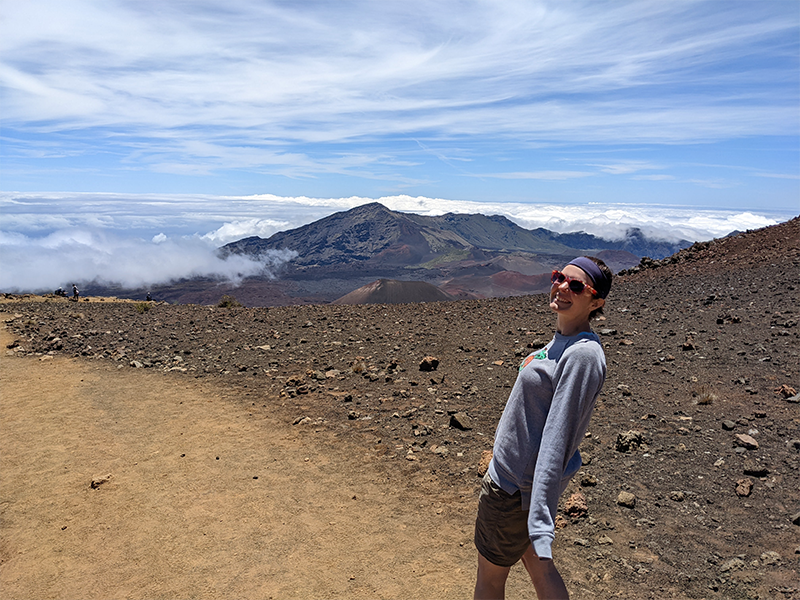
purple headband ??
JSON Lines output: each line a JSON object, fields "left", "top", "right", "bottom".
{"left": 568, "top": 257, "right": 610, "bottom": 299}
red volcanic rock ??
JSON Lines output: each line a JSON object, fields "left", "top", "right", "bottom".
{"left": 332, "top": 279, "right": 455, "bottom": 305}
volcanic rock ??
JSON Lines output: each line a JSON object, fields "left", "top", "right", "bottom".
{"left": 333, "top": 279, "right": 456, "bottom": 305}
{"left": 616, "top": 491, "right": 636, "bottom": 508}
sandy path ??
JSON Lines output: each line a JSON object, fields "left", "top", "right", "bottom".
{"left": 1, "top": 325, "right": 548, "bottom": 599}
{"left": 0, "top": 326, "right": 466, "bottom": 599}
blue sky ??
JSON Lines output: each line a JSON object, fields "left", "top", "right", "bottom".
{"left": 1, "top": 1, "right": 798, "bottom": 291}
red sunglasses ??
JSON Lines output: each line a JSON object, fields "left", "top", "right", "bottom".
{"left": 551, "top": 270, "right": 598, "bottom": 297}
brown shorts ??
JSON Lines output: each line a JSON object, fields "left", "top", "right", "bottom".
{"left": 473, "top": 472, "right": 530, "bottom": 567}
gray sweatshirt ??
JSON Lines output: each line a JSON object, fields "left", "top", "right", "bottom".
{"left": 487, "top": 331, "right": 606, "bottom": 559}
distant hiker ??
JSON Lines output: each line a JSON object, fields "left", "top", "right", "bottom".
{"left": 474, "top": 256, "right": 612, "bottom": 600}
{"left": 72, "top": 284, "right": 79, "bottom": 301}
{"left": 146, "top": 291, "right": 152, "bottom": 301}
{"left": 55, "top": 287, "right": 66, "bottom": 297}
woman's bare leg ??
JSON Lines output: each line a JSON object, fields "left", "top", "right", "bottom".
{"left": 520, "top": 545, "right": 569, "bottom": 599}
{"left": 474, "top": 552, "right": 511, "bottom": 600}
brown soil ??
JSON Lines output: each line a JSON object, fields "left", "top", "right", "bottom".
{"left": 1, "top": 326, "right": 512, "bottom": 600}
{"left": 2, "top": 217, "right": 799, "bottom": 599}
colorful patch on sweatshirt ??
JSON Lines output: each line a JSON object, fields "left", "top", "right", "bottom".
{"left": 519, "top": 348, "right": 547, "bottom": 371}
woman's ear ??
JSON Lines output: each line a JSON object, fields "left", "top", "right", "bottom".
{"left": 591, "top": 297, "right": 605, "bottom": 312}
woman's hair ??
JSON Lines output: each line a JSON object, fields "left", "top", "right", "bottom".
{"left": 585, "top": 256, "right": 612, "bottom": 320}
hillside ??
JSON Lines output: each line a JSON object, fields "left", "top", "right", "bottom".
{"left": 79, "top": 204, "right": 690, "bottom": 307}
{"left": 3, "top": 216, "right": 798, "bottom": 599}
{"left": 203, "top": 203, "right": 690, "bottom": 306}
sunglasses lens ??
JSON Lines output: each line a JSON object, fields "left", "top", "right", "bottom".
{"left": 551, "top": 271, "right": 566, "bottom": 284}
{"left": 568, "top": 280, "right": 586, "bottom": 293}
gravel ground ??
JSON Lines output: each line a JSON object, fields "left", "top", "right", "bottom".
{"left": 3, "top": 217, "right": 799, "bottom": 599}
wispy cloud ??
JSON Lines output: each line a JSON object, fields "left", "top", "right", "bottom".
{"left": 753, "top": 172, "right": 800, "bottom": 180}
{"left": 478, "top": 171, "right": 594, "bottom": 180}
{"left": 587, "top": 160, "right": 664, "bottom": 175}
{"left": 1, "top": 0, "right": 797, "bottom": 185}
{"left": 632, "top": 174, "right": 675, "bottom": 181}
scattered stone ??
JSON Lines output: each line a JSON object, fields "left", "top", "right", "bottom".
{"left": 742, "top": 459, "right": 769, "bottom": 477}
{"left": 791, "top": 512, "right": 800, "bottom": 526}
{"left": 477, "top": 450, "right": 493, "bottom": 477}
{"left": 787, "top": 393, "right": 800, "bottom": 404}
{"left": 419, "top": 356, "right": 439, "bottom": 372}
{"left": 789, "top": 439, "right": 800, "bottom": 451}
{"left": 616, "top": 491, "right": 636, "bottom": 508}
{"left": 615, "top": 430, "right": 644, "bottom": 453}
{"left": 774, "top": 384, "right": 797, "bottom": 398}
{"left": 597, "top": 535, "right": 614, "bottom": 545}
{"left": 760, "top": 551, "right": 781, "bottom": 566}
{"left": 90, "top": 474, "right": 112, "bottom": 489}
{"left": 719, "top": 557, "right": 745, "bottom": 573}
{"left": 573, "top": 538, "right": 591, "bottom": 547}
{"left": 449, "top": 412, "right": 472, "bottom": 430}
{"left": 721, "top": 420, "right": 736, "bottom": 431}
{"left": 734, "top": 433, "right": 759, "bottom": 450}
{"left": 293, "top": 415, "right": 311, "bottom": 425}
{"left": 580, "top": 474, "right": 598, "bottom": 487}
{"left": 669, "top": 491, "right": 685, "bottom": 502}
{"left": 563, "top": 492, "right": 588, "bottom": 519}
{"left": 735, "top": 478, "right": 753, "bottom": 497}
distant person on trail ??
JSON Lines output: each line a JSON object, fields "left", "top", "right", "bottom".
{"left": 146, "top": 291, "right": 152, "bottom": 301}
{"left": 474, "top": 256, "right": 612, "bottom": 600}
{"left": 72, "top": 284, "right": 79, "bottom": 301}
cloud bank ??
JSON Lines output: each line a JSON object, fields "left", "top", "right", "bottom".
{"left": 1, "top": 192, "right": 793, "bottom": 292}
{"left": 0, "top": 228, "right": 297, "bottom": 293}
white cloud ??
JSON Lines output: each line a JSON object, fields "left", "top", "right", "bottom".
{"left": 587, "top": 160, "right": 663, "bottom": 175}
{"left": 203, "top": 218, "right": 292, "bottom": 245}
{"left": 3, "top": 191, "right": 793, "bottom": 249}
{"left": 632, "top": 174, "right": 675, "bottom": 181}
{"left": 1, "top": 0, "right": 797, "bottom": 181}
{"left": 1, "top": 191, "right": 794, "bottom": 292}
{"left": 0, "top": 228, "right": 296, "bottom": 292}
{"left": 479, "top": 171, "right": 595, "bottom": 180}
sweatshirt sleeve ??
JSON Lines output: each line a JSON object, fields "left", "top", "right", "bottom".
{"left": 527, "top": 343, "right": 605, "bottom": 559}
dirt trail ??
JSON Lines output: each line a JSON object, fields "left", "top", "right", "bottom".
{"left": 0, "top": 325, "right": 537, "bottom": 599}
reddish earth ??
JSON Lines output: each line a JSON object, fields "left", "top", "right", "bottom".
{"left": 2, "top": 217, "right": 799, "bottom": 599}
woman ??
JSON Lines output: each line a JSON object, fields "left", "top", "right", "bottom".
{"left": 474, "top": 256, "right": 612, "bottom": 600}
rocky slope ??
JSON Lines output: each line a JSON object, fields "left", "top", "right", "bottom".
{"left": 3, "top": 216, "right": 799, "bottom": 599}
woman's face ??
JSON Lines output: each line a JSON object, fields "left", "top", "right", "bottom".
{"left": 549, "top": 264, "right": 604, "bottom": 322}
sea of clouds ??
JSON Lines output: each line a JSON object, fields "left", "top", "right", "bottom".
{"left": 0, "top": 192, "right": 793, "bottom": 293}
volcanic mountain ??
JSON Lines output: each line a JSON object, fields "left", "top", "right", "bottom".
{"left": 223, "top": 202, "right": 686, "bottom": 270}
{"left": 212, "top": 202, "right": 691, "bottom": 305}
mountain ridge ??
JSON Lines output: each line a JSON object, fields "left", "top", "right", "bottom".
{"left": 222, "top": 202, "right": 690, "bottom": 273}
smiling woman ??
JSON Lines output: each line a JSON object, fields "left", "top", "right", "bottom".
{"left": 474, "top": 255, "right": 612, "bottom": 599}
